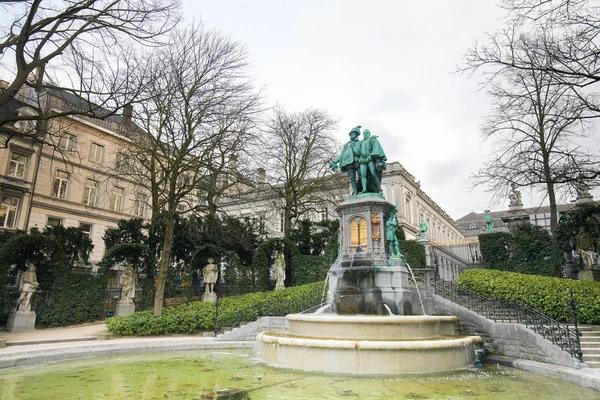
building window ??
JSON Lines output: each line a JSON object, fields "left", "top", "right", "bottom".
{"left": 7, "top": 153, "right": 28, "bottom": 179}
{"left": 58, "top": 134, "right": 75, "bottom": 151}
{"left": 133, "top": 193, "right": 147, "bottom": 217}
{"left": 83, "top": 178, "right": 99, "bottom": 206}
{"left": 280, "top": 212, "right": 285, "bottom": 233}
{"left": 110, "top": 186, "right": 124, "bottom": 212}
{"left": 79, "top": 223, "right": 92, "bottom": 238}
{"left": 176, "top": 203, "right": 186, "bottom": 212}
{"left": 52, "top": 170, "right": 69, "bottom": 199}
{"left": 47, "top": 217, "right": 63, "bottom": 227}
{"left": 320, "top": 208, "right": 328, "bottom": 221}
{"left": 405, "top": 197, "right": 412, "bottom": 223}
{"left": 259, "top": 215, "right": 265, "bottom": 234}
{"left": 0, "top": 196, "right": 19, "bottom": 228}
{"left": 89, "top": 143, "right": 104, "bottom": 163}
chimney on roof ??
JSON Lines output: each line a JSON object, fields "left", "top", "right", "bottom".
{"left": 257, "top": 168, "right": 266, "bottom": 185}
{"left": 122, "top": 104, "right": 133, "bottom": 126}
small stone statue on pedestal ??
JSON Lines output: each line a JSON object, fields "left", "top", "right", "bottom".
{"left": 484, "top": 211, "right": 493, "bottom": 233}
{"left": 7, "top": 262, "right": 38, "bottom": 332}
{"left": 274, "top": 252, "right": 286, "bottom": 290}
{"left": 202, "top": 258, "right": 218, "bottom": 302}
{"left": 508, "top": 184, "right": 523, "bottom": 208}
{"left": 385, "top": 208, "right": 403, "bottom": 259}
{"left": 576, "top": 227, "right": 597, "bottom": 270}
{"left": 419, "top": 220, "right": 428, "bottom": 240}
{"left": 15, "top": 262, "right": 39, "bottom": 312}
{"left": 115, "top": 265, "right": 136, "bottom": 316}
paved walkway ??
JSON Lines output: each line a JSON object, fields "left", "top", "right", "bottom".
{"left": 0, "top": 321, "right": 107, "bottom": 342}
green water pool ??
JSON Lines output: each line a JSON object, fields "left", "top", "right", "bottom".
{"left": 0, "top": 349, "right": 597, "bottom": 399}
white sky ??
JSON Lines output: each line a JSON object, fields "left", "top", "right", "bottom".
{"left": 2, "top": 1, "right": 597, "bottom": 219}
{"left": 182, "top": 0, "right": 522, "bottom": 219}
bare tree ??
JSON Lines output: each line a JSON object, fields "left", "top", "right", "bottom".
{"left": 122, "top": 24, "right": 261, "bottom": 316}
{"left": 0, "top": 0, "right": 180, "bottom": 143}
{"left": 462, "top": 30, "right": 599, "bottom": 230}
{"left": 262, "top": 106, "right": 339, "bottom": 283}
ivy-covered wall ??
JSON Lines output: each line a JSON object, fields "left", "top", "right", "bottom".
{"left": 399, "top": 240, "right": 426, "bottom": 268}
{"left": 478, "top": 224, "right": 564, "bottom": 276}
{"left": 0, "top": 227, "right": 106, "bottom": 326}
{"left": 479, "top": 232, "right": 512, "bottom": 271}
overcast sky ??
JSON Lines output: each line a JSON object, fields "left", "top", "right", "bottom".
{"left": 182, "top": 1, "right": 533, "bottom": 218}
{"left": 2, "top": 1, "right": 597, "bottom": 219}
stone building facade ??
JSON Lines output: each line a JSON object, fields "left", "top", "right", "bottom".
{"left": 220, "top": 161, "right": 466, "bottom": 242}
{"left": 0, "top": 81, "right": 151, "bottom": 267}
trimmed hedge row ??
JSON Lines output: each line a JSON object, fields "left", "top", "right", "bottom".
{"left": 37, "top": 272, "right": 107, "bottom": 326}
{"left": 458, "top": 269, "right": 600, "bottom": 324}
{"left": 106, "top": 281, "right": 325, "bottom": 336}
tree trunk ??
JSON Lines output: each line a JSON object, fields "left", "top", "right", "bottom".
{"left": 153, "top": 216, "right": 175, "bottom": 316}
{"left": 547, "top": 180, "right": 558, "bottom": 231}
{"left": 542, "top": 151, "right": 558, "bottom": 231}
{"left": 283, "top": 208, "right": 294, "bottom": 287}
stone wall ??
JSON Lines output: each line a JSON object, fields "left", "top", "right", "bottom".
{"left": 432, "top": 294, "right": 586, "bottom": 369}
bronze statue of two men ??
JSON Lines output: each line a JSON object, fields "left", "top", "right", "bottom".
{"left": 330, "top": 126, "right": 387, "bottom": 195}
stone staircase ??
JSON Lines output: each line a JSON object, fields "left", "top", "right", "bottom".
{"left": 579, "top": 325, "right": 600, "bottom": 369}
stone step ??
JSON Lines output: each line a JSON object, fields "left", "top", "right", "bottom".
{"left": 586, "top": 361, "right": 600, "bottom": 369}
{"left": 583, "top": 354, "right": 600, "bottom": 363}
{"left": 580, "top": 336, "right": 600, "bottom": 342}
{"left": 581, "top": 348, "right": 600, "bottom": 354}
{"left": 567, "top": 325, "right": 593, "bottom": 331}
{"left": 579, "top": 341, "right": 600, "bottom": 348}
{"left": 580, "top": 331, "right": 600, "bottom": 337}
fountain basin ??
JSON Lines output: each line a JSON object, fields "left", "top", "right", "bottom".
{"left": 287, "top": 314, "right": 458, "bottom": 340}
{"left": 258, "top": 331, "right": 482, "bottom": 375}
{"left": 257, "top": 314, "right": 483, "bottom": 375}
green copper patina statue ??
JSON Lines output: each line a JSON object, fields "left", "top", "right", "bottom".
{"left": 419, "top": 219, "right": 428, "bottom": 239}
{"left": 330, "top": 126, "right": 387, "bottom": 195}
{"left": 386, "top": 207, "right": 403, "bottom": 259}
{"left": 484, "top": 211, "right": 493, "bottom": 233}
{"left": 359, "top": 129, "right": 387, "bottom": 194}
{"left": 330, "top": 126, "right": 362, "bottom": 195}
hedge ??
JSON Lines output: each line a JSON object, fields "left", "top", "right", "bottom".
{"left": 458, "top": 269, "right": 600, "bottom": 324}
{"left": 106, "top": 281, "right": 325, "bottom": 336}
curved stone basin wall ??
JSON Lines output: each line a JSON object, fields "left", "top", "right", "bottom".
{"left": 257, "top": 314, "right": 483, "bottom": 375}
{"left": 287, "top": 314, "right": 458, "bottom": 340}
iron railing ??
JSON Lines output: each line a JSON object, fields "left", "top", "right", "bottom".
{"left": 434, "top": 277, "right": 583, "bottom": 362}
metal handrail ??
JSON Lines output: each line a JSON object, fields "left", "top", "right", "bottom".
{"left": 434, "top": 277, "right": 583, "bottom": 362}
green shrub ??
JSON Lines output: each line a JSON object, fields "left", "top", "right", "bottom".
{"left": 106, "top": 281, "right": 325, "bottom": 336}
{"left": 36, "top": 272, "right": 107, "bottom": 326}
{"left": 458, "top": 269, "right": 600, "bottom": 324}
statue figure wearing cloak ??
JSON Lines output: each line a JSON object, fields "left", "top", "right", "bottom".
{"left": 330, "top": 126, "right": 362, "bottom": 195}
{"left": 358, "top": 129, "right": 387, "bottom": 194}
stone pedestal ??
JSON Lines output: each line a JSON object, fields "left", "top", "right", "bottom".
{"left": 6, "top": 311, "right": 36, "bottom": 332}
{"left": 202, "top": 292, "right": 217, "bottom": 303}
{"left": 418, "top": 237, "right": 431, "bottom": 268}
{"left": 578, "top": 269, "right": 600, "bottom": 282}
{"left": 114, "top": 302, "right": 135, "bottom": 317}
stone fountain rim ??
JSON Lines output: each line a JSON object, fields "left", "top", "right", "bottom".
{"left": 287, "top": 314, "right": 457, "bottom": 324}
{"left": 258, "top": 331, "right": 482, "bottom": 350}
